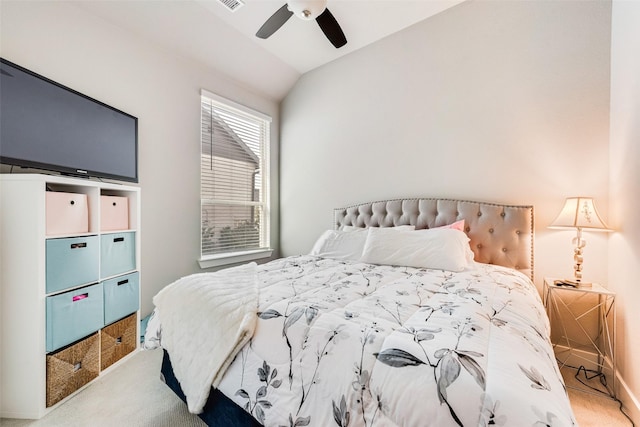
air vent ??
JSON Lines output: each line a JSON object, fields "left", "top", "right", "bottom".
{"left": 218, "top": 0, "right": 244, "bottom": 12}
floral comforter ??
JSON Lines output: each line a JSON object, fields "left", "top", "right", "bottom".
{"left": 147, "top": 256, "right": 576, "bottom": 427}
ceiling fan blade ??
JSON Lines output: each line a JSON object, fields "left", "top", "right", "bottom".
{"left": 256, "top": 4, "right": 293, "bottom": 39}
{"left": 315, "top": 8, "right": 347, "bottom": 48}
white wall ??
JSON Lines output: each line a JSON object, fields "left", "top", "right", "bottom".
{"left": 280, "top": 0, "right": 612, "bottom": 291}
{"left": 0, "top": 1, "right": 280, "bottom": 316}
{"left": 609, "top": 0, "right": 640, "bottom": 420}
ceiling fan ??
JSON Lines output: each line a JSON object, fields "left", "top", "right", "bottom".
{"left": 256, "top": 0, "right": 347, "bottom": 48}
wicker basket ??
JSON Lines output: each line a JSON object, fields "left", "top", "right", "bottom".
{"left": 46, "top": 332, "right": 99, "bottom": 407}
{"left": 101, "top": 312, "right": 137, "bottom": 371}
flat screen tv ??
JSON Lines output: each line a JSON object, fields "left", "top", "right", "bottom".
{"left": 0, "top": 58, "right": 138, "bottom": 183}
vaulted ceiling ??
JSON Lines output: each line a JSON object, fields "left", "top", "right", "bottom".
{"left": 74, "top": 0, "right": 465, "bottom": 100}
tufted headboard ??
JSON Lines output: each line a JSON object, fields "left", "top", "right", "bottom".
{"left": 334, "top": 198, "right": 534, "bottom": 280}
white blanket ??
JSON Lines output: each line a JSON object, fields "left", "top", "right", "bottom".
{"left": 152, "top": 262, "right": 258, "bottom": 413}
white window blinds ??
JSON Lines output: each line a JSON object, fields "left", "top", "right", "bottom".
{"left": 200, "top": 90, "right": 271, "bottom": 258}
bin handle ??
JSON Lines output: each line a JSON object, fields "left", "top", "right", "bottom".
{"left": 113, "top": 237, "right": 125, "bottom": 243}
{"left": 70, "top": 242, "right": 87, "bottom": 249}
{"left": 117, "top": 279, "right": 129, "bottom": 286}
{"left": 72, "top": 293, "right": 88, "bottom": 302}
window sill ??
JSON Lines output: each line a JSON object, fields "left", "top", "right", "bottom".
{"left": 198, "top": 248, "right": 274, "bottom": 269}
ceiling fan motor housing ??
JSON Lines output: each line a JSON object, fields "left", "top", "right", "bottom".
{"left": 287, "top": 0, "right": 327, "bottom": 20}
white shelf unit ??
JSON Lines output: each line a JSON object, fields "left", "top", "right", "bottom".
{"left": 0, "top": 174, "right": 141, "bottom": 419}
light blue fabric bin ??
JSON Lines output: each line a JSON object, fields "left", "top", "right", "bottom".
{"left": 46, "top": 283, "right": 104, "bottom": 353}
{"left": 46, "top": 236, "right": 100, "bottom": 294}
{"left": 103, "top": 271, "right": 140, "bottom": 325}
{"left": 101, "top": 232, "right": 136, "bottom": 279}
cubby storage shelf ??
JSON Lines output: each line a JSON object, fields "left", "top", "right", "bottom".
{"left": 0, "top": 174, "right": 141, "bottom": 420}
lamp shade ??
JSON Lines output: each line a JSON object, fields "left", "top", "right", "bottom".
{"left": 549, "top": 197, "right": 610, "bottom": 231}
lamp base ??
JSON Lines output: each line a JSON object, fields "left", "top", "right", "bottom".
{"left": 553, "top": 279, "right": 592, "bottom": 288}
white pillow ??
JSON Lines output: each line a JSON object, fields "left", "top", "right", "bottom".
{"left": 310, "top": 226, "right": 418, "bottom": 261}
{"left": 341, "top": 225, "right": 365, "bottom": 232}
{"left": 359, "top": 227, "right": 474, "bottom": 271}
{"left": 309, "top": 230, "right": 368, "bottom": 260}
{"left": 342, "top": 225, "right": 415, "bottom": 231}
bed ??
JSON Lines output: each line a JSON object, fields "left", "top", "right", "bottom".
{"left": 145, "top": 198, "right": 576, "bottom": 427}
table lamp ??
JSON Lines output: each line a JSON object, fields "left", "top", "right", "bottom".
{"left": 549, "top": 197, "right": 611, "bottom": 287}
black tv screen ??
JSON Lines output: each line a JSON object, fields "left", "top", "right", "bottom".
{"left": 0, "top": 58, "right": 138, "bottom": 183}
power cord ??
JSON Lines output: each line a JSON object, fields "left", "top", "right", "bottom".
{"left": 561, "top": 361, "right": 635, "bottom": 427}
{"left": 574, "top": 365, "right": 609, "bottom": 394}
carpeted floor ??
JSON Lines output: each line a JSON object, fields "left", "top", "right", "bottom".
{"left": 1, "top": 349, "right": 634, "bottom": 426}
{"left": 1, "top": 349, "right": 205, "bottom": 427}
{"left": 562, "top": 365, "right": 634, "bottom": 427}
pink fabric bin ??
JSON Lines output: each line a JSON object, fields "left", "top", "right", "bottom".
{"left": 46, "top": 192, "right": 89, "bottom": 235}
{"left": 100, "top": 196, "right": 129, "bottom": 231}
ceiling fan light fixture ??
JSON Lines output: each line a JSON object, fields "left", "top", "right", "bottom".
{"left": 287, "top": 0, "right": 327, "bottom": 20}
{"left": 256, "top": 0, "right": 346, "bottom": 48}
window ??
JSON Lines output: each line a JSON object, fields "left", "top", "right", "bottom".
{"left": 199, "top": 90, "right": 271, "bottom": 267}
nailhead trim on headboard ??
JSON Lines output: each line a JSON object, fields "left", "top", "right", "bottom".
{"left": 334, "top": 198, "right": 534, "bottom": 280}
